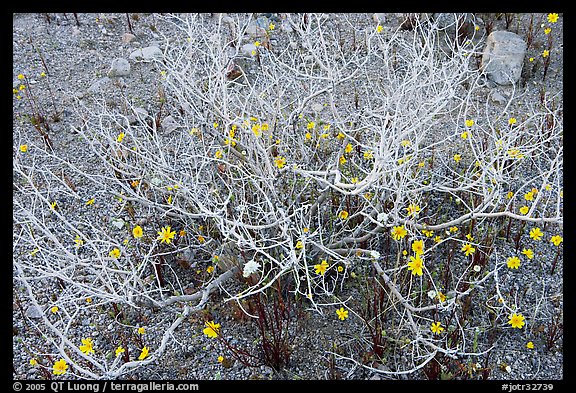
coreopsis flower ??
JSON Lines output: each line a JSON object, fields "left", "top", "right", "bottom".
{"left": 430, "top": 321, "right": 444, "bottom": 335}
{"left": 363, "top": 150, "right": 374, "bottom": 160}
{"left": 508, "top": 313, "right": 525, "bottom": 329}
{"left": 242, "top": 259, "right": 261, "bottom": 277}
{"left": 19, "top": 144, "right": 28, "bottom": 152}
{"left": 506, "top": 191, "right": 514, "bottom": 199}
{"left": 138, "top": 327, "right": 146, "bottom": 335}
{"left": 133, "top": 225, "right": 143, "bottom": 238}
{"left": 109, "top": 248, "right": 121, "bottom": 259}
{"left": 521, "top": 248, "right": 534, "bottom": 259}
{"left": 307, "top": 121, "right": 315, "bottom": 130}
{"left": 203, "top": 321, "right": 220, "bottom": 338}
{"left": 449, "top": 226, "right": 459, "bottom": 233}
{"left": 391, "top": 225, "right": 407, "bottom": 241}
{"left": 407, "top": 255, "right": 424, "bottom": 276}
{"left": 52, "top": 359, "right": 68, "bottom": 375}
{"left": 422, "top": 229, "right": 434, "bottom": 238}
{"left": 411, "top": 240, "right": 424, "bottom": 256}
{"left": 198, "top": 235, "right": 206, "bottom": 243}
{"left": 400, "top": 140, "right": 411, "bottom": 147}
{"left": 544, "top": 27, "right": 552, "bottom": 34}
{"left": 524, "top": 191, "right": 534, "bottom": 201}
{"left": 337, "top": 132, "right": 345, "bottom": 140}
{"left": 526, "top": 341, "right": 534, "bottom": 349}
{"left": 519, "top": 206, "right": 529, "bottom": 215}
{"left": 339, "top": 155, "right": 347, "bottom": 165}
{"left": 138, "top": 346, "right": 150, "bottom": 360}
{"left": 508, "top": 117, "right": 517, "bottom": 125}
{"left": 453, "top": 154, "right": 462, "bottom": 163}
{"left": 274, "top": 156, "right": 286, "bottom": 169}
{"left": 157, "top": 226, "right": 176, "bottom": 244}
{"left": 314, "top": 259, "right": 329, "bottom": 275}
{"left": 214, "top": 150, "right": 223, "bottom": 159}
{"left": 337, "top": 266, "right": 344, "bottom": 273}
{"left": 30, "top": 358, "right": 38, "bottom": 366}
{"left": 115, "top": 346, "right": 125, "bottom": 357}
{"left": 206, "top": 265, "right": 214, "bottom": 274}
{"left": 338, "top": 210, "right": 349, "bottom": 220}
{"left": 461, "top": 131, "right": 469, "bottom": 139}
{"left": 79, "top": 337, "right": 95, "bottom": 354}
{"left": 305, "top": 132, "right": 312, "bottom": 140}
{"left": 461, "top": 243, "right": 476, "bottom": 256}
{"left": 507, "top": 256, "right": 521, "bottom": 269}
{"left": 547, "top": 13, "right": 559, "bottom": 23}
{"left": 336, "top": 307, "right": 349, "bottom": 320}
{"left": 116, "top": 132, "right": 125, "bottom": 143}
{"left": 434, "top": 235, "right": 442, "bottom": 244}
{"left": 376, "top": 25, "right": 383, "bottom": 33}
{"left": 51, "top": 306, "right": 59, "bottom": 314}
{"left": 295, "top": 240, "right": 304, "bottom": 250}
{"left": 529, "top": 227, "right": 543, "bottom": 241}
{"left": 465, "top": 119, "right": 474, "bottom": 127}
{"left": 406, "top": 203, "right": 420, "bottom": 216}
{"left": 543, "top": 49, "right": 550, "bottom": 58}
{"left": 269, "top": 22, "right": 275, "bottom": 30}
{"left": 345, "top": 143, "right": 353, "bottom": 153}
{"left": 85, "top": 198, "right": 95, "bottom": 206}
{"left": 74, "top": 235, "right": 84, "bottom": 247}
{"left": 550, "top": 235, "right": 563, "bottom": 246}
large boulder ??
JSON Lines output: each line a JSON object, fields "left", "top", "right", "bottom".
{"left": 481, "top": 31, "right": 527, "bottom": 85}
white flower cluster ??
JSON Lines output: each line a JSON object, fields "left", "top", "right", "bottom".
{"left": 243, "top": 260, "right": 261, "bottom": 277}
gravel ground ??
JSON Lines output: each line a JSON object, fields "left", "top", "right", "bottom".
{"left": 13, "top": 12, "right": 563, "bottom": 381}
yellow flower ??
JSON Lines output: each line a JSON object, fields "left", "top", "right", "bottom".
{"left": 116, "top": 132, "right": 125, "bottom": 143}
{"left": 30, "top": 358, "right": 38, "bottom": 366}
{"left": 434, "top": 235, "right": 442, "bottom": 244}
{"left": 269, "top": 22, "right": 275, "bottom": 30}
{"left": 508, "top": 117, "right": 517, "bottom": 125}
{"left": 543, "top": 49, "right": 550, "bottom": 58}
{"left": 274, "top": 156, "right": 286, "bottom": 169}
{"left": 508, "top": 313, "right": 525, "bottom": 329}
{"left": 411, "top": 239, "right": 424, "bottom": 256}
{"left": 206, "top": 265, "right": 215, "bottom": 274}
{"left": 79, "top": 337, "right": 95, "bottom": 354}
{"left": 338, "top": 210, "right": 349, "bottom": 220}
{"left": 138, "top": 346, "right": 150, "bottom": 360}
{"left": 550, "top": 235, "right": 563, "bottom": 247}
{"left": 213, "top": 122, "right": 219, "bottom": 129}
{"left": 50, "top": 201, "right": 58, "bottom": 210}
{"left": 437, "top": 292, "right": 446, "bottom": 302}
{"left": 376, "top": 25, "right": 383, "bottom": 33}
{"left": 519, "top": 206, "right": 529, "bottom": 215}
{"left": 400, "top": 140, "right": 411, "bottom": 147}
{"left": 406, "top": 203, "right": 420, "bottom": 216}
{"left": 521, "top": 248, "right": 534, "bottom": 259}
{"left": 407, "top": 255, "right": 424, "bottom": 276}
{"left": 529, "top": 57, "right": 534, "bottom": 62}
{"left": 85, "top": 198, "right": 95, "bottom": 206}
{"left": 214, "top": 150, "right": 223, "bottom": 159}
{"left": 218, "top": 355, "right": 224, "bottom": 363}
{"left": 529, "top": 227, "right": 543, "bottom": 241}
{"left": 337, "top": 132, "right": 345, "bottom": 140}
{"left": 323, "top": 124, "right": 331, "bottom": 131}
{"left": 449, "top": 226, "right": 458, "bottom": 233}
{"left": 133, "top": 225, "right": 143, "bottom": 238}
{"left": 314, "top": 259, "right": 329, "bottom": 275}
{"left": 430, "top": 321, "right": 444, "bottom": 335}
{"left": 86, "top": 297, "right": 92, "bottom": 303}
{"left": 303, "top": 227, "right": 309, "bottom": 233}
{"left": 109, "top": 248, "right": 121, "bottom": 259}
{"left": 345, "top": 143, "right": 353, "bottom": 153}
{"left": 17, "top": 73, "right": 25, "bottom": 80}
{"left": 74, "top": 235, "right": 84, "bottom": 247}
{"left": 295, "top": 240, "right": 303, "bottom": 249}
{"left": 138, "top": 327, "right": 146, "bottom": 335}
{"left": 466, "top": 233, "right": 474, "bottom": 241}
{"left": 526, "top": 341, "right": 534, "bottom": 349}
{"left": 391, "top": 225, "right": 407, "bottom": 241}
{"left": 19, "top": 144, "right": 28, "bottom": 153}
{"left": 51, "top": 306, "right": 59, "bottom": 314}
{"left": 524, "top": 191, "right": 534, "bottom": 201}
{"left": 453, "top": 154, "right": 461, "bottom": 163}
{"left": 461, "top": 243, "right": 476, "bottom": 256}
{"left": 507, "top": 256, "right": 521, "bottom": 269}
{"left": 157, "top": 226, "right": 176, "bottom": 244}
{"left": 305, "top": 132, "right": 312, "bottom": 140}
{"left": 418, "top": 161, "right": 425, "bottom": 168}
{"left": 506, "top": 191, "right": 514, "bottom": 199}
{"left": 351, "top": 177, "right": 359, "bottom": 184}
{"left": 261, "top": 123, "right": 269, "bottom": 131}
{"left": 203, "top": 321, "right": 221, "bottom": 338}
{"left": 339, "top": 155, "right": 347, "bottom": 165}
{"left": 254, "top": 41, "right": 261, "bottom": 47}
{"left": 52, "top": 359, "right": 68, "bottom": 375}
{"left": 422, "top": 229, "right": 433, "bottom": 238}
{"left": 461, "top": 131, "right": 469, "bottom": 140}
{"left": 336, "top": 307, "right": 349, "bottom": 320}
{"left": 547, "top": 13, "right": 559, "bottom": 23}
{"left": 307, "top": 121, "right": 315, "bottom": 130}
{"left": 364, "top": 192, "right": 373, "bottom": 200}
{"left": 475, "top": 25, "right": 480, "bottom": 31}
{"left": 115, "top": 346, "right": 125, "bottom": 357}
{"left": 363, "top": 150, "right": 374, "bottom": 160}
{"left": 337, "top": 266, "right": 344, "bottom": 273}
{"left": 465, "top": 119, "right": 474, "bottom": 127}
{"left": 544, "top": 27, "right": 551, "bottom": 34}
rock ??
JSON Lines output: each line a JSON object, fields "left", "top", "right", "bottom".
{"left": 241, "top": 43, "right": 257, "bottom": 57}
{"left": 127, "top": 107, "right": 149, "bottom": 125}
{"left": 373, "top": 13, "right": 387, "bottom": 24}
{"left": 490, "top": 91, "right": 507, "bottom": 105}
{"left": 222, "top": 16, "right": 234, "bottom": 24}
{"left": 129, "top": 46, "right": 163, "bottom": 62}
{"left": 161, "top": 115, "right": 179, "bottom": 134}
{"left": 481, "top": 31, "right": 527, "bottom": 85}
{"left": 281, "top": 20, "right": 293, "bottom": 33}
{"left": 111, "top": 218, "right": 125, "bottom": 230}
{"left": 108, "top": 58, "right": 131, "bottom": 77}
{"left": 311, "top": 103, "right": 324, "bottom": 113}
{"left": 245, "top": 23, "right": 266, "bottom": 38}
{"left": 121, "top": 33, "right": 136, "bottom": 44}
{"left": 87, "top": 77, "right": 112, "bottom": 94}
{"left": 25, "top": 305, "right": 42, "bottom": 319}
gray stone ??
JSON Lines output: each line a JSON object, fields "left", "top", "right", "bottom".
{"left": 111, "top": 218, "right": 125, "bottom": 230}
{"left": 281, "top": 20, "right": 293, "bottom": 33}
{"left": 108, "top": 58, "right": 131, "bottom": 77}
{"left": 121, "top": 33, "right": 136, "bottom": 44}
{"left": 481, "top": 31, "right": 527, "bottom": 85}
{"left": 87, "top": 77, "right": 112, "bottom": 94}
{"left": 490, "top": 91, "right": 507, "bottom": 105}
{"left": 373, "top": 13, "right": 387, "bottom": 24}
{"left": 246, "top": 23, "right": 266, "bottom": 38}
{"left": 311, "top": 103, "right": 324, "bottom": 113}
{"left": 161, "top": 115, "right": 179, "bottom": 134}
{"left": 25, "top": 305, "right": 43, "bottom": 319}
{"left": 127, "top": 107, "right": 149, "bottom": 125}
{"left": 241, "top": 43, "right": 257, "bottom": 57}
{"left": 129, "top": 46, "right": 163, "bottom": 62}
